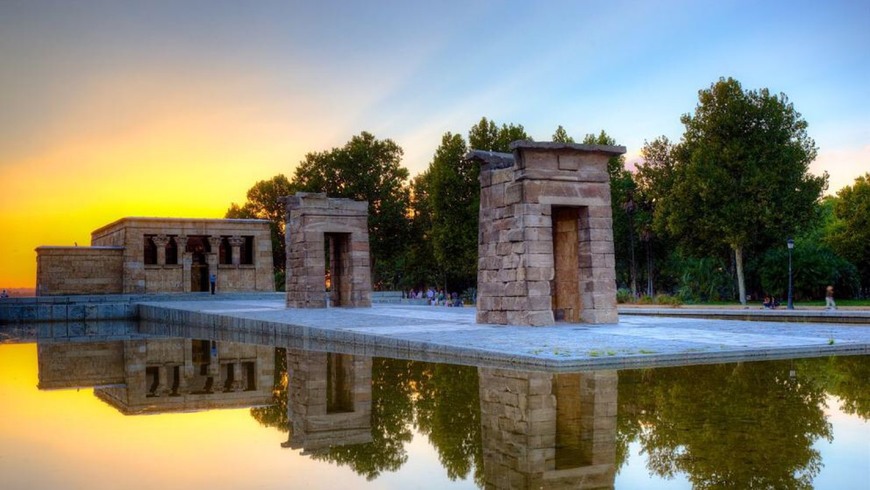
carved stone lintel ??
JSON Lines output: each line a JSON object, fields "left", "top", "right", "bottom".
{"left": 228, "top": 236, "right": 245, "bottom": 247}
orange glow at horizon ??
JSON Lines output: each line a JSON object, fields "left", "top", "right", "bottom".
{"left": 0, "top": 343, "right": 367, "bottom": 489}
{"left": 0, "top": 120, "right": 309, "bottom": 289}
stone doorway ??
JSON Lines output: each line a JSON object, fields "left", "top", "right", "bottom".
{"left": 325, "top": 233, "right": 351, "bottom": 307}
{"left": 187, "top": 236, "right": 210, "bottom": 292}
{"left": 191, "top": 255, "right": 209, "bottom": 292}
{"left": 552, "top": 207, "right": 582, "bottom": 323}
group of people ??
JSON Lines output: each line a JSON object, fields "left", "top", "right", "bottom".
{"left": 408, "top": 287, "right": 463, "bottom": 307}
{"left": 761, "top": 285, "right": 836, "bottom": 310}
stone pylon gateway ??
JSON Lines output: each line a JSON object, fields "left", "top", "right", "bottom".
{"left": 283, "top": 192, "right": 372, "bottom": 308}
{"left": 469, "top": 141, "right": 626, "bottom": 326}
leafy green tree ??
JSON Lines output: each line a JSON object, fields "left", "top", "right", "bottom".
{"left": 634, "top": 137, "right": 680, "bottom": 295}
{"left": 416, "top": 117, "right": 531, "bottom": 291}
{"left": 826, "top": 173, "right": 870, "bottom": 295}
{"left": 759, "top": 239, "right": 859, "bottom": 300}
{"left": 291, "top": 132, "right": 411, "bottom": 289}
{"left": 226, "top": 174, "right": 295, "bottom": 290}
{"left": 552, "top": 125, "right": 575, "bottom": 143}
{"left": 400, "top": 171, "right": 438, "bottom": 291}
{"left": 467, "top": 117, "right": 531, "bottom": 152}
{"left": 658, "top": 77, "right": 827, "bottom": 304}
{"left": 428, "top": 132, "right": 477, "bottom": 289}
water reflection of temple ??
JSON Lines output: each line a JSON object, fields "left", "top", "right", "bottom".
{"left": 284, "top": 349, "right": 373, "bottom": 452}
{"left": 37, "top": 338, "right": 275, "bottom": 414}
{"left": 478, "top": 368, "right": 617, "bottom": 489}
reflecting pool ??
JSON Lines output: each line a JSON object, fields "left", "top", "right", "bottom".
{"left": 0, "top": 331, "right": 867, "bottom": 489}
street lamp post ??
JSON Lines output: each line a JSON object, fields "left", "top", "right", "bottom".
{"left": 787, "top": 238, "right": 795, "bottom": 310}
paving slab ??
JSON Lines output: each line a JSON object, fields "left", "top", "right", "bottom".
{"left": 136, "top": 300, "right": 870, "bottom": 370}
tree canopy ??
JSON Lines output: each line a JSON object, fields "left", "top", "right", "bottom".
{"left": 826, "top": 173, "right": 870, "bottom": 294}
{"left": 226, "top": 174, "right": 295, "bottom": 288}
{"left": 291, "top": 131, "right": 411, "bottom": 289}
{"left": 656, "top": 77, "right": 827, "bottom": 303}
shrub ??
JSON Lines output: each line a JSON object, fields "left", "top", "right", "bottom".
{"left": 616, "top": 288, "right": 633, "bottom": 304}
{"left": 654, "top": 293, "right": 682, "bottom": 307}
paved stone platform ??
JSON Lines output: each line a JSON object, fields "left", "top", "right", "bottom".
{"left": 137, "top": 300, "right": 870, "bottom": 370}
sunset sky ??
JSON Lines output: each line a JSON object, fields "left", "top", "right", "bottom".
{"left": 1, "top": 1, "right": 868, "bottom": 288}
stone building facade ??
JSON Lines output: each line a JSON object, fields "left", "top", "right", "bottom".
{"left": 470, "top": 141, "right": 625, "bottom": 326}
{"left": 36, "top": 217, "right": 274, "bottom": 295}
{"left": 283, "top": 193, "right": 372, "bottom": 308}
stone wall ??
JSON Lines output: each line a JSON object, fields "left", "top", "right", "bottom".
{"left": 283, "top": 193, "right": 372, "bottom": 308}
{"left": 472, "top": 141, "right": 625, "bottom": 326}
{"left": 90, "top": 217, "right": 274, "bottom": 294}
{"left": 35, "top": 246, "right": 124, "bottom": 296}
{"left": 478, "top": 368, "right": 617, "bottom": 489}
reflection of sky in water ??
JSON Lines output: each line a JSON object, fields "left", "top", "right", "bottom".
{"left": 1, "top": 343, "right": 867, "bottom": 489}
{"left": 813, "top": 397, "right": 870, "bottom": 490}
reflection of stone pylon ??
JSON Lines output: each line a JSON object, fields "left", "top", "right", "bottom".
{"left": 478, "top": 368, "right": 617, "bottom": 489}
{"left": 284, "top": 349, "right": 373, "bottom": 452}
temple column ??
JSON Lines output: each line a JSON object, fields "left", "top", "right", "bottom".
{"left": 229, "top": 236, "right": 244, "bottom": 266}
{"left": 178, "top": 235, "right": 191, "bottom": 292}
{"left": 157, "top": 365, "right": 169, "bottom": 396}
{"left": 152, "top": 234, "right": 170, "bottom": 265}
{"left": 233, "top": 361, "right": 245, "bottom": 391}
{"left": 207, "top": 236, "right": 222, "bottom": 280}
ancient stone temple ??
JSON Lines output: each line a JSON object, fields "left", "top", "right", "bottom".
{"left": 283, "top": 192, "right": 372, "bottom": 308}
{"left": 35, "top": 217, "right": 275, "bottom": 295}
{"left": 469, "top": 141, "right": 625, "bottom": 326}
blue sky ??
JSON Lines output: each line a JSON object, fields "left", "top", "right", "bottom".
{"left": 0, "top": 0, "right": 868, "bottom": 286}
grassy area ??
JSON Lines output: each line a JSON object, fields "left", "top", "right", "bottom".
{"left": 685, "top": 299, "right": 870, "bottom": 308}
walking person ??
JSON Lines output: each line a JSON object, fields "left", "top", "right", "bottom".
{"left": 825, "top": 285, "right": 836, "bottom": 310}
{"left": 209, "top": 273, "right": 217, "bottom": 295}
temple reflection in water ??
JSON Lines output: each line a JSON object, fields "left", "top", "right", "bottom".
{"left": 38, "top": 337, "right": 274, "bottom": 414}
{"left": 30, "top": 333, "right": 867, "bottom": 489}
{"left": 479, "top": 369, "right": 616, "bottom": 489}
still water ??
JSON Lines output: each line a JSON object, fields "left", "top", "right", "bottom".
{"left": 0, "top": 332, "right": 867, "bottom": 489}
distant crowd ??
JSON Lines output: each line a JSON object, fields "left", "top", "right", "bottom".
{"left": 408, "top": 287, "right": 463, "bottom": 307}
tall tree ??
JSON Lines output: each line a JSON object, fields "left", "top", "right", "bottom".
{"left": 428, "top": 132, "right": 477, "bottom": 289}
{"left": 226, "top": 174, "right": 295, "bottom": 289}
{"left": 291, "top": 132, "right": 411, "bottom": 289}
{"left": 401, "top": 171, "right": 438, "bottom": 291}
{"left": 467, "top": 117, "right": 531, "bottom": 152}
{"left": 826, "top": 173, "right": 870, "bottom": 295}
{"left": 552, "top": 125, "right": 575, "bottom": 143}
{"left": 414, "top": 118, "right": 532, "bottom": 291}
{"left": 634, "top": 137, "right": 678, "bottom": 296}
{"left": 659, "top": 77, "right": 827, "bottom": 304}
